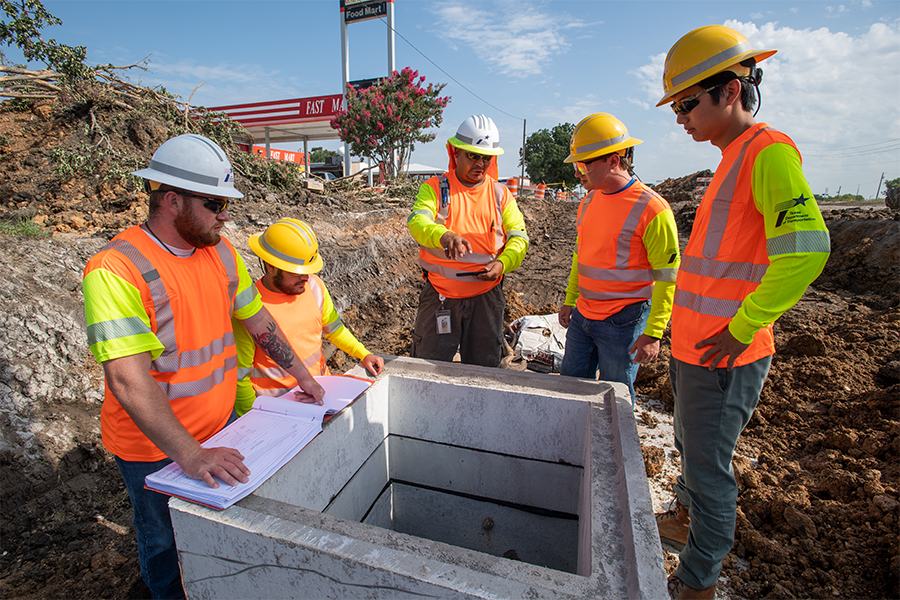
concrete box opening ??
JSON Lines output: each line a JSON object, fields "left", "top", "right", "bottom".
{"left": 170, "top": 357, "right": 667, "bottom": 599}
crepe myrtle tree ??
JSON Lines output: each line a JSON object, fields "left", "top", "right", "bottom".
{"left": 331, "top": 67, "right": 449, "bottom": 179}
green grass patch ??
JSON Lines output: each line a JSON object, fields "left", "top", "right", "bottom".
{"left": 0, "top": 217, "right": 50, "bottom": 238}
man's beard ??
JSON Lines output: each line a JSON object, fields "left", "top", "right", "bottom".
{"left": 272, "top": 269, "right": 306, "bottom": 295}
{"left": 174, "top": 200, "right": 220, "bottom": 248}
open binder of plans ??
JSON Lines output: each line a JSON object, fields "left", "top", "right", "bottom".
{"left": 144, "top": 374, "right": 373, "bottom": 510}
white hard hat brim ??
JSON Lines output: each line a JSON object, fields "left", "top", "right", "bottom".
{"left": 132, "top": 167, "right": 245, "bottom": 199}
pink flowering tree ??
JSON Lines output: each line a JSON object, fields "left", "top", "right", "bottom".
{"left": 331, "top": 67, "right": 450, "bottom": 179}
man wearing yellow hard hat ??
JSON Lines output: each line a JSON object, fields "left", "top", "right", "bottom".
{"left": 232, "top": 218, "right": 384, "bottom": 416}
{"left": 557, "top": 113, "right": 680, "bottom": 404}
{"left": 407, "top": 114, "right": 529, "bottom": 367}
{"left": 655, "top": 25, "right": 830, "bottom": 599}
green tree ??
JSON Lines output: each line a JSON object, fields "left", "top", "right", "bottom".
{"left": 307, "top": 146, "right": 340, "bottom": 163}
{"left": 0, "top": 0, "right": 89, "bottom": 78}
{"left": 331, "top": 67, "right": 449, "bottom": 179}
{"left": 884, "top": 176, "right": 899, "bottom": 209}
{"left": 520, "top": 123, "right": 579, "bottom": 190}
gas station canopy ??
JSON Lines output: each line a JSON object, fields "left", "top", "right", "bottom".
{"left": 208, "top": 93, "right": 345, "bottom": 145}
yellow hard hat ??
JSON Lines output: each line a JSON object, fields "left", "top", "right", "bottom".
{"left": 249, "top": 218, "right": 324, "bottom": 274}
{"left": 564, "top": 113, "right": 642, "bottom": 163}
{"left": 657, "top": 25, "right": 776, "bottom": 107}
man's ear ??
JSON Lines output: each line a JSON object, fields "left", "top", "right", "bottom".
{"left": 724, "top": 79, "right": 743, "bottom": 107}
{"left": 162, "top": 190, "right": 182, "bottom": 217}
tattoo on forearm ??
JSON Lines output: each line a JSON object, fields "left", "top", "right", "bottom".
{"left": 252, "top": 322, "right": 295, "bottom": 370}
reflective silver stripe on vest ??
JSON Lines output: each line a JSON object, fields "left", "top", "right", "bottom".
{"left": 86, "top": 316, "right": 153, "bottom": 346}
{"left": 767, "top": 230, "right": 830, "bottom": 257}
{"left": 576, "top": 188, "right": 656, "bottom": 294}
{"left": 578, "top": 286, "right": 653, "bottom": 301}
{"left": 507, "top": 229, "right": 528, "bottom": 241}
{"left": 153, "top": 332, "right": 235, "bottom": 373}
{"left": 103, "top": 238, "right": 178, "bottom": 356}
{"left": 673, "top": 288, "right": 744, "bottom": 319}
{"left": 680, "top": 255, "right": 767, "bottom": 284}
{"left": 578, "top": 264, "right": 653, "bottom": 283}
{"left": 308, "top": 277, "right": 324, "bottom": 309}
{"left": 420, "top": 246, "right": 495, "bottom": 264}
{"left": 256, "top": 387, "right": 292, "bottom": 398}
{"left": 303, "top": 349, "right": 326, "bottom": 374}
{"left": 702, "top": 127, "right": 771, "bottom": 259}
{"left": 213, "top": 242, "right": 240, "bottom": 308}
{"left": 156, "top": 354, "right": 237, "bottom": 399}
{"left": 575, "top": 191, "right": 594, "bottom": 228}
{"left": 671, "top": 41, "right": 752, "bottom": 88}
{"left": 237, "top": 366, "right": 252, "bottom": 380}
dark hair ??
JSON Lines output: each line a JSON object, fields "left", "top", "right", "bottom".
{"left": 701, "top": 58, "right": 759, "bottom": 113}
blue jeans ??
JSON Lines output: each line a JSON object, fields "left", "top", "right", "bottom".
{"left": 115, "top": 456, "right": 186, "bottom": 600}
{"left": 670, "top": 356, "right": 772, "bottom": 589}
{"left": 114, "top": 410, "right": 237, "bottom": 599}
{"left": 560, "top": 301, "right": 650, "bottom": 404}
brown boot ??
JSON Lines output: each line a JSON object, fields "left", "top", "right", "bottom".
{"left": 667, "top": 575, "right": 716, "bottom": 599}
{"left": 656, "top": 498, "right": 690, "bottom": 550}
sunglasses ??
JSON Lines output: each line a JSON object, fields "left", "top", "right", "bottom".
{"left": 183, "top": 192, "right": 229, "bottom": 214}
{"left": 465, "top": 151, "right": 492, "bottom": 164}
{"left": 671, "top": 84, "right": 720, "bottom": 115}
{"left": 572, "top": 156, "right": 604, "bottom": 175}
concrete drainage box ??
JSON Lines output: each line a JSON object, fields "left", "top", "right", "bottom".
{"left": 170, "top": 356, "right": 667, "bottom": 599}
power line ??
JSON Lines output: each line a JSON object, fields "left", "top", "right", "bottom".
{"left": 802, "top": 138, "right": 900, "bottom": 158}
{"left": 377, "top": 17, "right": 523, "bottom": 121}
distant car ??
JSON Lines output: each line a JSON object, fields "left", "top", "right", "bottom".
{"left": 310, "top": 171, "right": 336, "bottom": 182}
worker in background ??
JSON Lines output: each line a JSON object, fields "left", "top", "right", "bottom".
{"left": 407, "top": 114, "right": 529, "bottom": 367}
{"left": 82, "top": 134, "right": 325, "bottom": 599}
{"left": 654, "top": 25, "right": 830, "bottom": 599}
{"left": 233, "top": 218, "right": 384, "bottom": 415}
{"left": 557, "top": 113, "right": 680, "bottom": 404}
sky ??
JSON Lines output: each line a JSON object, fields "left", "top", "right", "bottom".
{"left": 4, "top": 0, "right": 899, "bottom": 198}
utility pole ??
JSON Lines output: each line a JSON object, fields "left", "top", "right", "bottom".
{"left": 875, "top": 172, "right": 885, "bottom": 200}
{"left": 521, "top": 119, "right": 526, "bottom": 184}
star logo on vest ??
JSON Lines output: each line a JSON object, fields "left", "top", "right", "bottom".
{"left": 774, "top": 194, "right": 812, "bottom": 227}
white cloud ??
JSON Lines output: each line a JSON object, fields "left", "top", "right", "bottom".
{"left": 431, "top": 1, "right": 586, "bottom": 77}
{"left": 631, "top": 20, "right": 900, "bottom": 194}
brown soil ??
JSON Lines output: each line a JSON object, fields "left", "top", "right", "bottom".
{"left": 0, "top": 100, "right": 898, "bottom": 599}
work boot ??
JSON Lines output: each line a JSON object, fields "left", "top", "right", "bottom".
{"left": 656, "top": 498, "right": 690, "bottom": 550}
{"left": 667, "top": 575, "right": 716, "bottom": 599}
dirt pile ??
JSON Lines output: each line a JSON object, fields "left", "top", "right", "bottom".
{"left": 1, "top": 100, "right": 899, "bottom": 599}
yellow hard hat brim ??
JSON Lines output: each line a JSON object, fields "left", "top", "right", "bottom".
{"left": 656, "top": 48, "right": 777, "bottom": 107}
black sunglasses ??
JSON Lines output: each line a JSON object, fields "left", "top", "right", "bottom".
{"left": 671, "top": 84, "right": 720, "bottom": 116}
{"left": 182, "top": 192, "right": 229, "bottom": 214}
{"left": 465, "top": 151, "right": 492, "bottom": 164}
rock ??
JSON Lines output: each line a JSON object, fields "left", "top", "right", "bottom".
{"left": 873, "top": 494, "right": 900, "bottom": 512}
{"left": 90, "top": 550, "right": 127, "bottom": 571}
{"left": 878, "top": 361, "right": 900, "bottom": 381}
{"left": 784, "top": 506, "right": 818, "bottom": 539}
{"left": 641, "top": 445, "right": 664, "bottom": 478}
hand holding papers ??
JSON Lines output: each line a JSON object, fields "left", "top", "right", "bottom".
{"left": 144, "top": 375, "right": 373, "bottom": 509}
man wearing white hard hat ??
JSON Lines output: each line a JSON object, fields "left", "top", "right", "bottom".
{"left": 407, "top": 114, "right": 529, "bottom": 367}
{"left": 655, "top": 26, "right": 830, "bottom": 599}
{"left": 82, "top": 134, "right": 325, "bottom": 599}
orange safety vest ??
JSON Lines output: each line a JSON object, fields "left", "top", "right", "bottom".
{"left": 575, "top": 181, "right": 671, "bottom": 320}
{"left": 418, "top": 174, "right": 509, "bottom": 299}
{"left": 672, "top": 124, "right": 790, "bottom": 367}
{"left": 88, "top": 227, "right": 242, "bottom": 461}
{"left": 249, "top": 275, "right": 331, "bottom": 397}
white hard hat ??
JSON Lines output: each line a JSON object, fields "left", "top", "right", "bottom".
{"left": 131, "top": 134, "right": 244, "bottom": 199}
{"left": 448, "top": 114, "right": 504, "bottom": 156}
